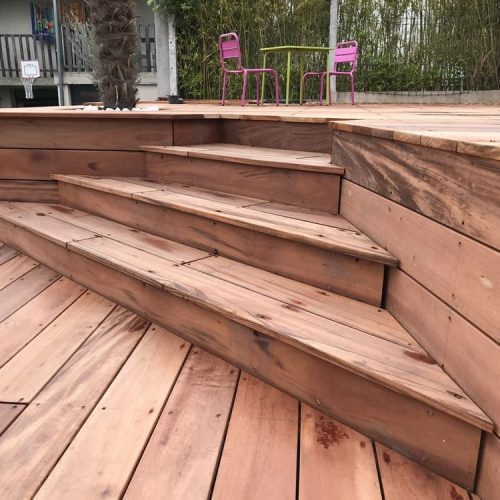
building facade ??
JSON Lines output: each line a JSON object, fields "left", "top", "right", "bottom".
{"left": 0, "top": 0, "right": 158, "bottom": 107}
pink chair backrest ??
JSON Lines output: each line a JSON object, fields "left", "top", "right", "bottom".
{"left": 219, "top": 32, "right": 243, "bottom": 71}
{"left": 333, "top": 40, "right": 358, "bottom": 72}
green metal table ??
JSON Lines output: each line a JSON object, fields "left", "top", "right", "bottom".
{"left": 260, "top": 45, "right": 332, "bottom": 105}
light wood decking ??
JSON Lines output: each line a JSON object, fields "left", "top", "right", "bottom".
{"left": 0, "top": 243, "right": 472, "bottom": 500}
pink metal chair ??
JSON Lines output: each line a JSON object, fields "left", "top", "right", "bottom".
{"left": 301, "top": 40, "right": 358, "bottom": 105}
{"left": 218, "top": 32, "right": 280, "bottom": 106}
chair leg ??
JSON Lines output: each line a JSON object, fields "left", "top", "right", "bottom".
{"left": 351, "top": 75, "right": 355, "bottom": 105}
{"left": 329, "top": 76, "right": 332, "bottom": 105}
{"left": 319, "top": 74, "right": 325, "bottom": 105}
{"left": 241, "top": 72, "right": 248, "bottom": 106}
{"left": 221, "top": 72, "right": 227, "bottom": 106}
{"left": 255, "top": 74, "right": 260, "bottom": 106}
{"left": 273, "top": 71, "right": 280, "bottom": 106}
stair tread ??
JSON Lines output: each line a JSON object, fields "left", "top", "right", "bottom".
{"left": 53, "top": 175, "right": 398, "bottom": 266}
{"left": 0, "top": 202, "right": 491, "bottom": 431}
{"left": 140, "top": 143, "right": 344, "bottom": 174}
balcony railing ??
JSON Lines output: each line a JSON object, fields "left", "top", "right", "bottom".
{"left": 0, "top": 25, "right": 156, "bottom": 79}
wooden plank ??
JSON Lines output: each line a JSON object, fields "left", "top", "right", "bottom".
{"left": 341, "top": 180, "right": 500, "bottom": 344}
{"left": 35, "top": 325, "right": 189, "bottom": 500}
{"left": 0, "top": 291, "right": 115, "bottom": 403}
{"left": 24, "top": 202, "right": 210, "bottom": 264}
{"left": 0, "top": 180, "right": 58, "bottom": 202}
{"left": 189, "top": 256, "right": 421, "bottom": 351}
{"left": 58, "top": 183, "right": 385, "bottom": 305}
{"left": 0, "top": 226, "right": 485, "bottom": 488}
{"left": 0, "top": 307, "right": 149, "bottom": 500}
{"left": 386, "top": 269, "right": 500, "bottom": 432}
{"left": 172, "top": 118, "right": 221, "bottom": 145}
{"left": 220, "top": 119, "right": 332, "bottom": 153}
{"left": 125, "top": 348, "right": 239, "bottom": 500}
{"left": 376, "top": 444, "right": 469, "bottom": 500}
{"left": 0, "top": 245, "right": 18, "bottom": 266}
{"left": 146, "top": 152, "right": 341, "bottom": 213}
{"left": 143, "top": 143, "right": 343, "bottom": 174}
{"left": 0, "top": 277, "right": 86, "bottom": 368}
{"left": 0, "top": 265, "right": 59, "bottom": 323}
{"left": 0, "top": 403, "right": 24, "bottom": 435}
{"left": 0, "top": 149, "right": 146, "bottom": 180}
{"left": 212, "top": 374, "right": 298, "bottom": 500}
{"left": 333, "top": 130, "right": 500, "bottom": 251}
{"left": 0, "top": 117, "right": 173, "bottom": 150}
{"left": 251, "top": 201, "right": 357, "bottom": 229}
{"left": 477, "top": 432, "right": 500, "bottom": 500}
{"left": 299, "top": 406, "right": 382, "bottom": 500}
{"left": 112, "top": 176, "right": 267, "bottom": 207}
{"left": 54, "top": 176, "right": 393, "bottom": 263}
{"left": 0, "top": 254, "right": 38, "bottom": 290}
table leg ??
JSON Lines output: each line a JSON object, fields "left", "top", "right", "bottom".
{"left": 286, "top": 50, "right": 291, "bottom": 105}
{"left": 260, "top": 53, "right": 267, "bottom": 105}
{"left": 299, "top": 54, "right": 304, "bottom": 105}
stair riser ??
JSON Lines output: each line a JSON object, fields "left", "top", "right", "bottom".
{"left": 0, "top": 219, "right": 481, "bottom": 490}
{"left": 146, "top": 153, "right": 341, "bottom": 214}
{"left": 59, "top": 182, "right": 384, "bottom": 306}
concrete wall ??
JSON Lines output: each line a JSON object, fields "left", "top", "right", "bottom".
{"left": 0, "top": 0, "right": 32, "bottom": 35}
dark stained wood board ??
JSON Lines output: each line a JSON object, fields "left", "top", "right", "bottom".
{"left": 332, "top": 130, "right": 500, "bottom": 251}
{"left": 146, "top": 152, "right": 341, "bottom": 213}
{"left": 0, "top": 117, "right": 173, "bottom": 150}
{"left": 0, "top": 149, "right": 146, "bottom": 180}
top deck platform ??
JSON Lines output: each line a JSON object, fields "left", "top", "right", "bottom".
{"left": 0, "top": 103, "right": 499, "bottom": 160}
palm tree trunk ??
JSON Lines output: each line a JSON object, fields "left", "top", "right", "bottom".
{"left": 85, "top": 0, "right": 139, "bottom": 109}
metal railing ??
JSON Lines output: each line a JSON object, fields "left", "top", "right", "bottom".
{"left": 0, "top": 25, "right": 156, "bottom": 78}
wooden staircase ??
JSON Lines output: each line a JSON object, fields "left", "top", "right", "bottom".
{"left": 0, "top": 143, "right": 493, "bottom": 490}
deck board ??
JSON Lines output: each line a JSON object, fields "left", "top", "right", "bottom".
{"left": 0, "top": 244, "right": 483, "bottom": 498}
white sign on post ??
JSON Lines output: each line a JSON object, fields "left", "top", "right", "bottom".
{"left": 20, "top": 60, "right": 40, "bottom": 99}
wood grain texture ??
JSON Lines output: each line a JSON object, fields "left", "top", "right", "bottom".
{"left": 212, "top": 374, "right": 298, "bottom": 500}
{"left": 142, "top": 143, "right": 342, "bottom": 174}
{"left": 35, "top": 325, "right": 189, "bottom": 500}
{"left": 0, "top": 149, "right": 146, "bottom": 180}
{"left": 0, "top": 265, "right": 59, "bottom": 323}
{"left": 0, "top": 117, "right": 173, "bottom": 150}
{"left": 0, "top": 278, "right": 86, "bottom": 367}
{"left": 125, "top": 348, "right": 238, "bottom": 500}
{"left": 341, "top": 180, "right": 500, "bottom": 343}
{"left": 221, "top": 119, "right": 332, "bottom": 153}
{"left": 0, "top": 291, "right": 114, "bottom": 403}
{"left": 0, "top": 307, "right": 148, "bottom": 500}
{"left": 299, "top": 405, "right": 382, "bottom": 500}
{"left": 147, "top": 152, "right": 341, "bottom": 213}
{"left": 0, "top": 226, "right": 484, "bottom": 488}
{"left": 333, "top": 130, "right": 500, "bottom": 250}
{"left": 0, "top": 404, "right": 24, "bottom": 435}
{"left": 386, "top": 268, "right": 500, "bottom": 433}
{"left": 477, "top": 432, "right": 500, "bottom": 500}
{"left": 172, "top": 118, "right": 221, "bottom": 145}
{"left": 0, "top": 180, "right": 58, "bottom": 202}
{"left": 0, "top": 254, "right": 38, "bottom": 290}
{"left": 0, "top": 245, "right": 18, "bottom": 266}
{"left": 58, "top": 183, "right": 385, "bottom": 305}
{"left": 376, "top": 444, "right": 470, "bottom": 500}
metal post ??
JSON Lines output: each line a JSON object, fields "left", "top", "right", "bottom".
{"left": 328, "top": 0, "right": 339, "bottom": 103}
{"left": 52, "top": 0, "right": 65, "bottom": 105}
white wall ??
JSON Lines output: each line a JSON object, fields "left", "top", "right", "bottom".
{"left": 0, "top": 0, "right": 32, "bottom": 34}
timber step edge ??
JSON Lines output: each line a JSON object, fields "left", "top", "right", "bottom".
{"left": 0, "top": 202, "right": 493, "bottom": 489}
{"left": 139, "top": 143, "right": 344, "bottom": 174}
{"left": 53, "top": 175, "right": 397, "bottom": 266}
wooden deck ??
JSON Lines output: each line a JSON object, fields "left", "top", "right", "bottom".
{"left": 0, "top": 242, "right": 473, "bottom": 500}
